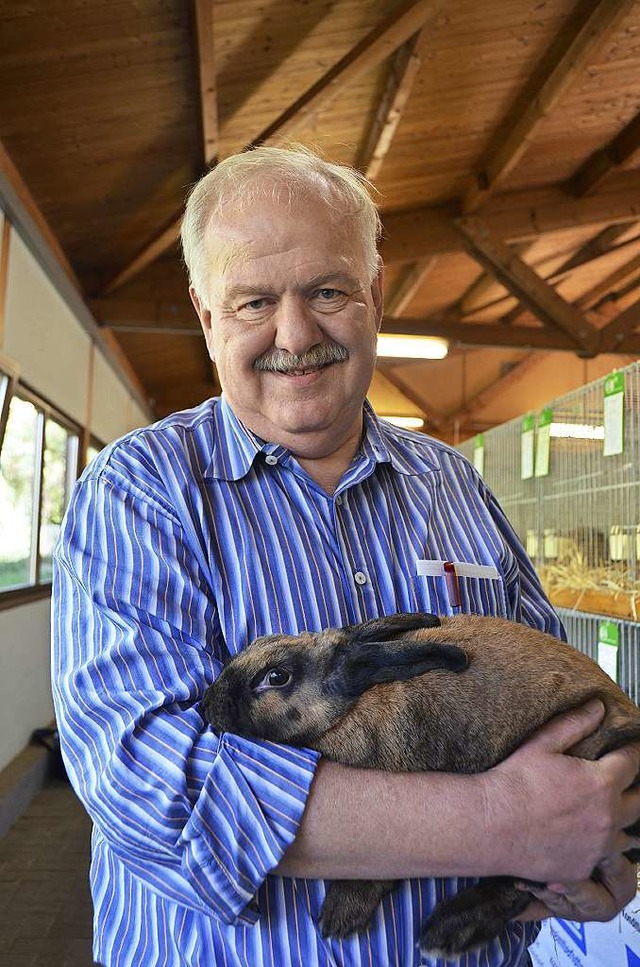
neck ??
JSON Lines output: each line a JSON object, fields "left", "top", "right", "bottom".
{"left": 286, "top": 421, "right": 364, "bottom": 494}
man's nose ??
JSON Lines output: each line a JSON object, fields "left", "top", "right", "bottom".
{"left": 273, "top": 296, "right": 324, "bottom": 356}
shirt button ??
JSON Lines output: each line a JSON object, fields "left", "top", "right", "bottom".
{"left": 354, "top": 571, "right": 367, "bottom": 586}
{"left": 265, "top": 454, "right": 278, "bottom": 466}
{"left": 335, "top": 495, "right": 343, "bottom": 505}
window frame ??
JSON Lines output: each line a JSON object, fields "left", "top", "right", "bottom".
{"left": 0, "top": 378, "right": 82, "bottom": 609}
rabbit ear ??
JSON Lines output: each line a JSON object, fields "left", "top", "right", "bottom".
{"left": 326, "top": 638, "right": 468, "bottom": 698}
{"left": 346, "top": 612, "right": 441, "bottom": 644}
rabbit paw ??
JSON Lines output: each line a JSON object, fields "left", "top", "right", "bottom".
{"left": 420, "top": 877, "right": 530, "bottom": 958}
{"left": 319, "top": 879, "right": 395, "bottom": 939}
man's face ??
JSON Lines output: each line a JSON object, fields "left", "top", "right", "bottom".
{"left": 190, "top": 192, "right": 383, "bottom": 457}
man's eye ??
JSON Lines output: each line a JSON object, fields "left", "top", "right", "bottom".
{"left": 243, "top": 298, "right": 268, "bottom": 311}
{"left": 316, "top": 288, "right": 342, "bottom": 300}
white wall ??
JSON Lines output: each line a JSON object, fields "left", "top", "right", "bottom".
{"left": 0, "top": 599, "right": 52, "bottom": 768}
{"left": 0, "top": 211, "right": 152, "bottom": 772}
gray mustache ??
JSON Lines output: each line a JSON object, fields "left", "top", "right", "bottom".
{"left": 254, "top": 343, "right": 349, "bottom": 373}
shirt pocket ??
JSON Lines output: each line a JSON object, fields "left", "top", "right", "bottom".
{"left": 412, "top": 566, "right": 512, "bottom": 619}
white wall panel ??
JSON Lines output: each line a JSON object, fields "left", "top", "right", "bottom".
{"left": 4, "top": 232, "right": 90, "bottom": 424}
{"left": 0, "top": 598, "right": 53, "bottom": 772}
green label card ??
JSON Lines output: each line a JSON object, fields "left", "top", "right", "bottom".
{"left": 521, "top": 414, "right": 534, "bottom": 480}
{"left": 534, "top": 407, "right": 552, "bottom": 478}
{"left": 597, "top": 621, "right": 619, "bottom": 683}
{"left": 603, "top": 371, "right": 624, "bottom": 457}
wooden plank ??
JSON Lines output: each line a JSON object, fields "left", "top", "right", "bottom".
{"left": 0, "top": 216, "right": 11, "bottom": 350}
{"left": 569, "top": 109, "right": 640, "bottom": 197}
{"left": 382, "top": 315, "right": 582, "bottom": 351}
{"left": 358, "top": 29, "right": 427, "bottom": 180}
{"left": 381, "top": 177, "right": 640, "bottom": 265}
{"left": 455, "top": 217, "right": 601, "bottom": 353}
{"left": 249, "top": 0, "right": 443, "bottom": 145}
{"left": 0, "top": 137, "right": 80, "bottom": 291}
{"left": 100, "top": 0, "right": 443, "bottom": 295}
{"left": 598, "top": 297, "right": 640, "bottom": 352}
{"left": 194, "top": 0, "right": 219, "bottom": 165}
{"left": 444, "top": 353, "right": 546, "bottom": 424}
{"left": 459, "top": 242, "right": 534, "bottom": 315}
{"left": 375, "top": 361, "right": 444, "bottom": 429}
{"left": 463, "top": 0, "right": 635, "bottom": 212}
{"left": 577, "top": 251, "right": 640, "bottom": 309}
{"left": 385, "top": 258, "right": 438, "bottom": 315}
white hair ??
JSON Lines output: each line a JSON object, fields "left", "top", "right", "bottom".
{"left": 180, "top": 145, "right": 382, "bottom": 300}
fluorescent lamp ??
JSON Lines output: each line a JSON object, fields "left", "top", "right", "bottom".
{"left": 549, "top": 422, "right": 605, "bottom": 440}
{"left": 382, "top": 416, "right": 425, "bottom": 429}
{"left": 377, "top": 334, "right": 448, "bottom": 359}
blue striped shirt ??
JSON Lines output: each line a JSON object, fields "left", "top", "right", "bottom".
{"left": 52, "top": 396, "right": 562, "bottom": 967}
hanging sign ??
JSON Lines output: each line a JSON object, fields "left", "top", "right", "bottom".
{"left": 603, "top": 371, "right": 624, "bottom": 457}
{"left": 473, "top": 434, "right": 485, "bottom": 476}
{"left": 534, "top": 407, "right": 552, "bottom": 478}
{"left": 597, "top": 621, "right": 619, "bottom": 683}
{"left": 521, "top": 414, "right": 535, "bottom": 480}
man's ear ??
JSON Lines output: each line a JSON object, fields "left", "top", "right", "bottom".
{"left": 190, "top": 286, "right": 213, "bottom": 332}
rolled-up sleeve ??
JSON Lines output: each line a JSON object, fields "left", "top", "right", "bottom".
{"left": 51, "top": 470, "right": 319, "bottom": 925}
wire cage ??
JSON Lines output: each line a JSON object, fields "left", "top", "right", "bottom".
{"left": 557, "top": 608, "right": 639, "bottom": 706}
{"left": 458, "top": 360, "right": 640, "bottom": 623}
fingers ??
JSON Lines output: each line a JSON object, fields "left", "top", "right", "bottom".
{"left": 600, "top": 743, "right": 640, "bottom": 799}
{"left": 523, "top": 699, "right": 605, "bottom": 754}
{"left": 521, "top": 855, "right": 638, "bottom": 924}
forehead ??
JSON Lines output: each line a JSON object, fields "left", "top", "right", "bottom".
{"left": 203, "top": 194, "right": 368, "bottom": 288}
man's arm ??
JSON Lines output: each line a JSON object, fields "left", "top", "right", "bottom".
{"left": 277, "top": 701, "right": 640, "bottom": 888}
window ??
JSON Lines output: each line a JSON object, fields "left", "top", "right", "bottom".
{"left": 0, "top": 384, "right": 80, "bottom": 594}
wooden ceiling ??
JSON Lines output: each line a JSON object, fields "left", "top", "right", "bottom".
{"left": 2, "top": 0, "right": 640, "bottom": 442}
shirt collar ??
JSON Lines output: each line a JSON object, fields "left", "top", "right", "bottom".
{"left": 204, "top": 396, "right": 439, "bottom": 481}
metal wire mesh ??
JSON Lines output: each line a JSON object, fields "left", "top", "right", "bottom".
{"left": 457, "top": 360, "right": 640, "bottom": 702}
{"left": 557, "top": 607, "right": 639, "bottom": 705}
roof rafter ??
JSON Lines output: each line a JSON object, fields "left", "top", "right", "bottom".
{"left": 382, "top": 314, "right": 640, "bottom": 354}
{"left": 381, "top": 174, "right": 640, "bottom": 264}
{"left": 358, "top": 29, "right": 427, "bottom": 180}
{"left": 455, "top": 217, "right": 601, "bottom": 354}
{"left": 569, "top": 109, "right": 640, "bottom": 197}
{"left": 100, "top": 0, "right": 443, "bottom": 296}
{"left": 598, "top": 297, "right": 640, "bottom": 352}
{"left": 462, "top": 0, "right": 635, "bottom": 213}
{"left": 444, "top": 352, "right": 547, "bottom": 426}
{"left": 376, "top": 361, "right": 445, "bottom": 429}
{"left": 385, "top": 258, "right": 438, "bottom": 315}
{"left": 194, "top": 0, "right": 219, "bottom": 165}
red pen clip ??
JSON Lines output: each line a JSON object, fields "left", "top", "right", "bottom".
{"left": 443, "top": 561, "right": 461, "bottom": 610}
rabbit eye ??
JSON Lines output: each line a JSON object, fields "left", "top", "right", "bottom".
{"left": 252, "top": 667, "right": 293, "bottom": 693}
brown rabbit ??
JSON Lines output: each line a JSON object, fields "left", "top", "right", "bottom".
{"left": 201, "top": 612, "right": 640, "bottom": 958}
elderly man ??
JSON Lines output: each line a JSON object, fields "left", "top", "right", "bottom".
{"left": 52, "top": 146, "right": 640, "bottom": 967}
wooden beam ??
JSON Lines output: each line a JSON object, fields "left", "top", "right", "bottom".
{"left": 376, "top": 361, "right": 445, "bottom": 429}
{"left": 358, "top": 29, "right": 427, "bottom": 180}
{"left": 454, "top": 217, "right": 601, "bottom": 353}
{"left": 100, "top": 0, "right": 443, "bottom": 295}
{"left": 577, "top": 250, "right": 640, "bottom": 309}
{"left": 598, "top": 297, "right": 640, "bottom": 351}
{"left": 463, "top": 0, "right": 635, "bottom": 212}
{"left": 194, "top": 0, "right": 219, "bottom": 165}
{"left": 444, "top": 353, "right": 546, "bottom": 425}
{"left": 569, "top": 109, "right": 640, "bottom": 196}
{"left": 381, "top": 175, "right": 640, "bottom": 265}
{"left": 0, "top": 137, "right": 79, "bottom": 291}
{"left": 250, "top": 0, "right": 443, "bottom": 145}
{"left": 0, "top": 216, "right": 11, "bottom": 350}
{"left": 385, "top": 258, "right": 437, "bottom": 315}
{"left": 382, "top": 314, "right": 640, "bottom": 354}
{"left": 458, "top": 242, "right": 534, "bottom": 315}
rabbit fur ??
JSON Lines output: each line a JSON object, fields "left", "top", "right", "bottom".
{"left": 201, "top": 612, "right": 640, "bottom": 958}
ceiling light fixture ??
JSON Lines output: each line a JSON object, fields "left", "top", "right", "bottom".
{"left": 377, "top": 334, "right": 448, "bottom": 360}
{"left": 381, "top": 416, "right": 425, "bottom": 429}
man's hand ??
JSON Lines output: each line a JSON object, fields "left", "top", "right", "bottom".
{"left": 483, "top": 698, "right": 640, "bottom": 884}
{"left": 515, "top": 853, "right": 638, "bottom": 923}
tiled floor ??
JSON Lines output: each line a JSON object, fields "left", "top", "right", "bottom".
{"left": 0, "top": 780, "right": 95, "bottom": 966}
